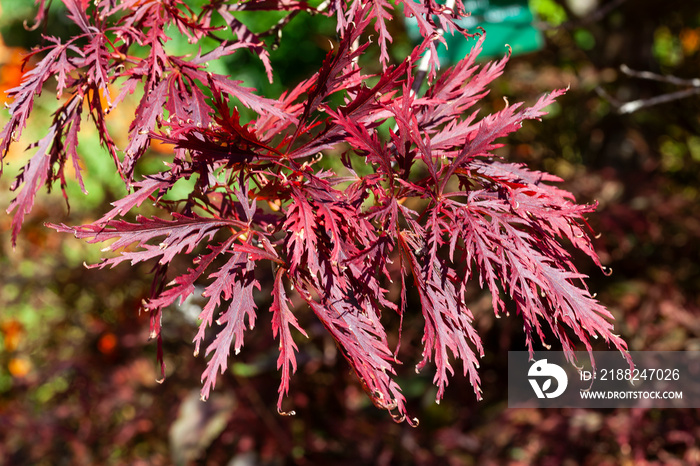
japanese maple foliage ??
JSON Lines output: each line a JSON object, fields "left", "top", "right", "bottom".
{"left": 1, "top": 0, "right": 630, "bottom": 424}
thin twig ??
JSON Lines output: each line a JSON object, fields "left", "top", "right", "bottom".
{"left": 616, "top": 87, "right": 700, "bottom": 114}
{"left": 620, "top": 64, "right": 700, "bottom": 88}
{"left": 595, "top": 86, "right": 622, "bottom": 107}
{"left": 598, "top": 64, "right": 700, "bottom": 114}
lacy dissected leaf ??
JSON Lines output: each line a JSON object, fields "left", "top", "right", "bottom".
{"left": 198, "top": 251, "right": 260, "bottom": 400}
{"left": 278, "top": 181, "right": 413, "bottom": 419}
{"left": 418, "top": 36, "right": 510, "bottom": 144}
{"left": 330, "top": 110, "right": 392, "bottom": 175}
{"left": 473, "top": 160, "right": 604, "bottom": 266}
{"left": 82, "top": 33, "right": 113, "bottom": 106}
{"left": 444, "top": 190, "right": 628, "bottom": 366}
{"left": 50, "top": 214, "right": 248, "bottom": 268}
{"left": 97, "top": 175, "right": 175, "bottom": 223}
{"left": 61, "top": 95, "right": 86, "bottom": 195}
{"left": 123, "top": 80, "right": 169, "bottom": 177}
{"left": 399, "top": 232, "right": 484, "bottom": 402}
{"left": 6, "top": 93, "right": 85, "bottom": 245}
{"left": 284, "top": 189, "right": 320, "bottom": 276}
{"left": 6, "top": 129, "right": 55, "bottom": 246}
{"left": 437, "top": 88, "right": 567, "bottom": 194}
{"left": 146, "top": 236, "right": 237, "bottom": 313}
{"left": 291, "top": 12, "right": 370, "bottom": 142}
{"left": 0, "top": 40, "right": 65, "bottom": 160}
{"left": 214, "top": 5, "right": 274, "bottom": 82}
{"left": 164, "top": 64, "right": 214, "bottom": 128}
{"left": 255, "top": 76, "right": 315, "bottom": 139}
{"left": 293, "top": 35, "right": 428, "bottom": 160}
{"left": 62, "top": 0, "right": 92, "bottom": 34}
{"left": 302, "top": 275, "right": 410, "bottom": 423}
{"left": 270, "top": 267, "right": 308, "bottom": 413}
{"left": 209, "top": 74, "right": 290, "bottom": 121}
{"left": 368, "top": 0, "right": 394, "bottom": 67}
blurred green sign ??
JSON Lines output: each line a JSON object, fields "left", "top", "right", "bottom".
{"left": 407, "top": 0, "right": 544, "bottom": 63}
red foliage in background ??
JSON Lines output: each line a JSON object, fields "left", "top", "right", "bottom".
{"left": 0, "top": 0, "right": 629, "bottom": 423}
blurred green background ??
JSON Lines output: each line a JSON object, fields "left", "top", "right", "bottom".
{"left": 1, "top": 0, "right": 699, "bottom": 464}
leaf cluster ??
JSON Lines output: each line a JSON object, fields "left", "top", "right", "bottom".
{"left": 0, "top": 0, "right": 628, "bottom": 423}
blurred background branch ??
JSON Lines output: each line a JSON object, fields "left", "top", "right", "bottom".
{"left": 597, "top": 64, "right": 700, "bottom": 114}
